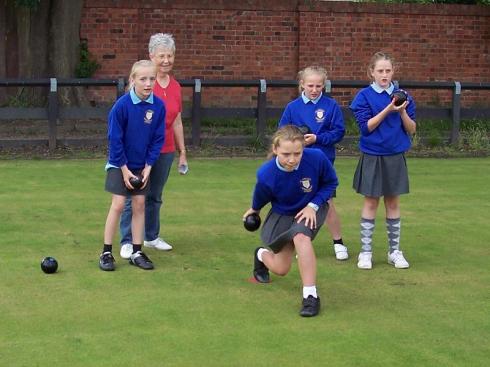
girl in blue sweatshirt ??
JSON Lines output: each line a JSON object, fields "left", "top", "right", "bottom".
{"left": 243, "top": 125, "right": 338, "bottom": 317}
{"left": 99, "top": 60, "right": 165, "bottom": 272}
{"left": 279, "top": 65, "right": 348, "bottom": 261}
{"left": 350, "top": 52, "right": 416, "bottom": 270}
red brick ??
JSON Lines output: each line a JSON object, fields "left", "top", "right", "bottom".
{"left": 80, "top": 0, "right": 489, "bottom": 107}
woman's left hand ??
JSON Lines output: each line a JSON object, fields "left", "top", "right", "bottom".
{"left": 178, "top": 150, "right": 188, "bottom": 167}
{"left": 295, "top": 206, "right": 317, "bottom": 229}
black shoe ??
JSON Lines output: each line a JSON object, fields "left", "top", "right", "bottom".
{"left": 99, "top": 251, "right": 115, "bottom": 271}
{"left": 129, "top": 251, "right": 154, "bottom": 270}
{"left": 300, "top": 295, "right": 320, "bottom": 317}
{"left": 253, "top": 247, "right": 270, "bottom": 283}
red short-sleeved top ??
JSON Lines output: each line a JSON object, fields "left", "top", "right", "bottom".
{"left": 153, "top": 77, "right": 182, "bottom": 153}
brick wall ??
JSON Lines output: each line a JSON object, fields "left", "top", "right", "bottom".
{"left": 81, "top": 0, "right": 490, "bottom": 108}
{"left": 296, "top": 2, "right": 490, "bottom": 106}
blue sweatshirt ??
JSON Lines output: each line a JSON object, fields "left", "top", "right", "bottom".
{"left": 350, "top": 84, "right": 416, "bottom": 155}
{"left": 107, "top": 90, "right": 166, "bottom": 170}
{"left": 252, "top": 148, "right": 338, "bottom": 216}
{"left": 278, "top": 92, "right": 345, "bottom": 163}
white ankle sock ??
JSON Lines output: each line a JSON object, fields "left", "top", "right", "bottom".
{"left": 303, "top": 286, "right": 317, "bottom": 299}
{"left": 257, "top": 248, "right": 270, "bottom": 262}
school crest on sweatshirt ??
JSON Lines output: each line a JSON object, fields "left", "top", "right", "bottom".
{"left": 315, "top": 108, "right": 325, "bottom": 123}
{"left": 144, "top": 110, "right": 154, "bottom": 124}
{"left": 300, "top": 178, "right": 312, "bottom": 193}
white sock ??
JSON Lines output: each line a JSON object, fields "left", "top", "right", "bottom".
{"left": 303, "top": 286, "right": 317, "bottom": 299}
{"left": 257, "top": 248, "right": 270, "bottom": 262}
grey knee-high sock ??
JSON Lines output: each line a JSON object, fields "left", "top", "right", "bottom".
{"left": 360, "top": 218, "right": 375, "bottom": 253}
{"left": 386, "top": 218, "right": 401, "bottom": 254}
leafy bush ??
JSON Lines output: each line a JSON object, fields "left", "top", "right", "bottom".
{"left": 463, "top": 125, "right": 490, "bottom": 150}
{"left": 75, "top": 41, "right": 100, "bottom": 78}
{"left": 411, "top": 133, "right": 421, "bottom": 148}
{"left": 426, "top": 129, "right": 443, "bottom": 148}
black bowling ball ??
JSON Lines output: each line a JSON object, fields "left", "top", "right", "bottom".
{"left": 41, "top": 256, "right": 58, "bottom": 274}
{"left": 244, "top": 213, "right": 261, "bottom": 232}
{"left": 129, "top": 175, "right": 144, "bottom": 190}
{"left": 391, "top": 89, "right": 408, "bottom": 106}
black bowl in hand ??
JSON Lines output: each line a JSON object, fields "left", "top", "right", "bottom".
{"left": 244, "top": 213, "right": 261, "bottom": 232}
{"left": 391, "top": 89, "right": 408, "bottom": 107}
{"left": 129, "top": 175, "right": 144, "bottom": 190}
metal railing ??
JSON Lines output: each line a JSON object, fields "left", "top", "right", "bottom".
{"left": 1, "top": 78, "right": 489, "bottom": 150}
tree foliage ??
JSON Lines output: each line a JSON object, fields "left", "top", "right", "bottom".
{"left": 75, "top": 40, "right": 100, "bottom": 78}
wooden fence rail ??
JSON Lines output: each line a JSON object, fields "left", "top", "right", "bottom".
{"left": 1, "top": 78, "right": 489, "bottom": 151}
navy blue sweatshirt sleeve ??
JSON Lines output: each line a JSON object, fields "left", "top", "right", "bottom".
{"left": 315, "top": 101, "right": 345, "bottom": 147}
{"left": 350, "top": 90, "right": 372, "bottom": 137}
{"left": 146, "top": 105, "right": 166, "bottom": 167}
{"left": 252, "top": 179, "right": 273, "bottom": 211}
{"left": 310, "top": 153, "right": 338, "bottom": 207}
{"left": 278, "top": 104, "right": 292, "bottom": 127}
{"left": 107, "top": 98, "right": 128, "bottom": 168}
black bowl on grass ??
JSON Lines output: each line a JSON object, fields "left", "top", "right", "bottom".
{"left": 41, "top": 256, "right": 58, "bottom": 274}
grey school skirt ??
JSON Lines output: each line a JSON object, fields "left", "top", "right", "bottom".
{"left": 105, "top": 168, "right": 149, "bottom": 196}
{"left": 260, "top": 204, "right": 328, "bottom": 253}
{"left": 353, "top": 152, "right": 409, "bottom": 197}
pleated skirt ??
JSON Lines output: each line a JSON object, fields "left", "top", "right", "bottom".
{"left": 353, "top": 153, "right": 409, "bottom": 197}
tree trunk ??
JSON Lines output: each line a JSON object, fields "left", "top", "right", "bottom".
{"left": 15, "top": 1, "right": 51, "bottom": 105}
{"left": 0, "top": 0, "right": 20, "bottom": 104}
{"left": 29, "top": 1, "right": 50, "bottom": 79}
{"left": 0, "top": 0, "right": 85, "bottom": 106}
{"left": 50, "top": 0, "right": 84, "bottom": 105}
{"left": 0, "top": 0, "right": 6, "bottom": 103}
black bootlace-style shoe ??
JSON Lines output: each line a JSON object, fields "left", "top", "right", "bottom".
{"left": 129, "top": 251, "right": 154, "bottom": 270}
{"left": 300, "top": 295, "right": 320, "bottom": 317}
{"left": 253, "top": 247, "right": 270, "bottom": 283}
{"left": 99, "top": 252, "right": 115, "bottom": 271}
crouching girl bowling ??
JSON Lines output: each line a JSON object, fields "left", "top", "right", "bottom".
{"left": 243, "top": 125, "right": 338, "bottom": 317}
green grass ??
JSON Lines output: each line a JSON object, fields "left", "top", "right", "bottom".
{"left": 0, "top": 157, "right": 489, "bottom": 366}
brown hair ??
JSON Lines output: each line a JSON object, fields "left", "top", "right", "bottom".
{"left": 267, "top": 125, "right": 305, "bottom": 159}
{"left": 126, "top": 60, "right": 156, "bottom": 91}
{"left": 297, "top": 65, "right": 328, "bottom": 93}
{"left": 367, "top": 52, "right": 395, "bottom": 80}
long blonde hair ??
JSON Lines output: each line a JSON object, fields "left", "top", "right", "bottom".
{"left": 126, "top": 60, "right": 156, "bottom": 91}
{"left": 297, "top": 65, "right": 328, "bottom": 93}
{"left": 367, "top": 52, "right": 395, "bottom": 80}
{"left": 267, "top": 125, "right": 305, "bottom": 159}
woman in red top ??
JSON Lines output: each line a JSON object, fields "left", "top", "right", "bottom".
{"left": 119, "top": 33, "right": 188, "bottom": 258}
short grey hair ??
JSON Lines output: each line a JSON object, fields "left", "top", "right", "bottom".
{"left": 148, "top": 33, "right": 176, "bottom": 55}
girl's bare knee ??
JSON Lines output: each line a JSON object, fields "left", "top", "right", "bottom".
{"left": 275, "top": 266, "right": 290, "bottom": 276}
{"left": 111, "top": 202, "right": 125, "bottom": 214}
{"left": 364, "top": 197, "right": 379, "bottom": 211}
{"left": 294, "top": 232, "right": 309, "bottom": 243}
{"left": 293, "top": 233, "right": 312, "bottom": 250}
{"left": 384, "top": 197, "right": 399, "bottom": 212}
{"left": 131, "top": 197, "right": 145, "bottom": 213}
